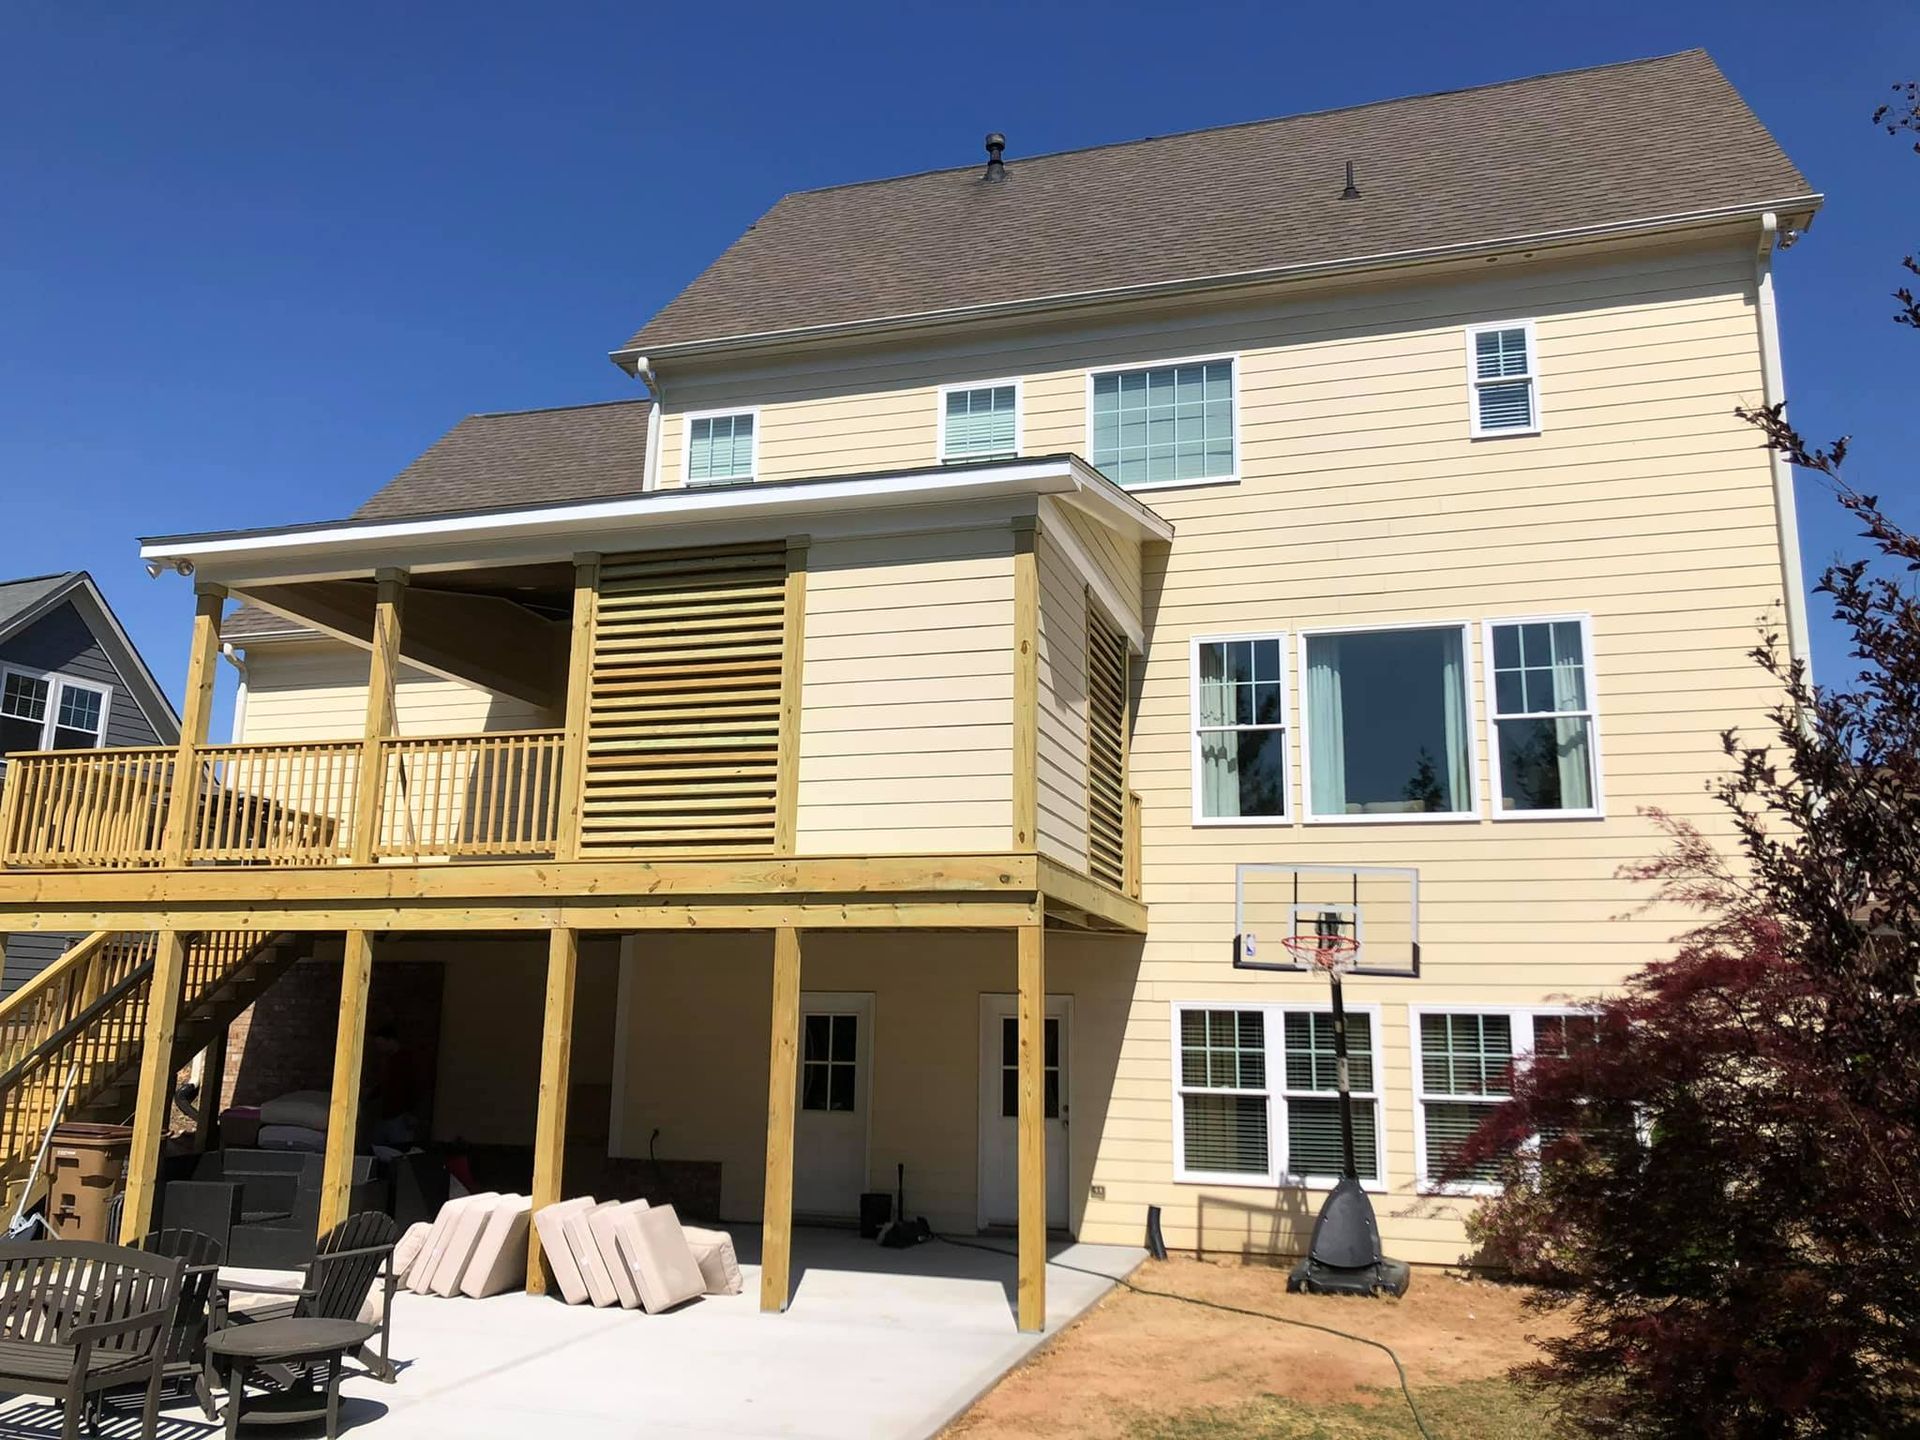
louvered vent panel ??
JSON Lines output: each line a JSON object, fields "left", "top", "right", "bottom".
{"left": 1087, "top": 605, "right": 1128, "bottom": 889}
{"left": 581, "top": 543, "right": 789, "bottom": 855}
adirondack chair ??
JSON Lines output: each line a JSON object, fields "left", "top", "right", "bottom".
{"left": 214, "top": 1211, "right": 401, "bottom": 1383}
{"left": 0, "top": 1240, "right": 183, "bottom": 1440}
{"left": 128, "top": 1227, "right": 224, "bottom": 1419}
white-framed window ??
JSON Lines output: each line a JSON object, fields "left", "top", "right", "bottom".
{"left": 1466, "top": 321, "right": 1540, "bottom": 437}
{"left": 683, "top": 409, "right": 758, "bottom": 484}
{"left": 800, "top": 1011, "right": 859, "bottom": 1113}
{"left": 1190, "top": 633, "right": 1288, "bottom": 824}
{"left": 1087, "top": 355, "right": 1237, "bottom": 489}
{"left": 938, "top": 380, "right": 1021, "bottom": 461}
{"left": 1484, "top": 615, "right": 1601, "bottom": 818}
{"left": 0, "top": 666, "right": 110, "bottom": 755}
{"left": 1299, "top": 622, "right": 1478, "bottom": 822}
{"left": 1171, "top": 1002, "right": 1383, "bottom": 1189}
{"left": 1410, "top": 1006, "right": 1596, "bottom": 1194}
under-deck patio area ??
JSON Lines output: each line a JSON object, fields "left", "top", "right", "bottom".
{"left": 0, "top": 1228, "right": 1143, "bottom": 1440}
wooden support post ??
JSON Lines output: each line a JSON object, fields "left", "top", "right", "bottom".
{"left": 1017, "top": 921, "right": 1047, "bottom": 1333}
{"left": 120, "top": 930, "right": 191, "bottom": 1242}
{"left": 527, "top": 927, "right": 578, "bottom": 1295}
{"left": 317, "top": 930, "right": 374, "bottom": 1237}
{"left": 350, "top": 569, "right": 407, "bottom": 865}
{"left": 554, "top": 556, "right": 599, "bottom": 861}
{"left": 1011, "top": 516, "right": 1039, "bottom": 852}
{"left": 160, "top": 584, "right": 227, "bottom": 865}
{"left": 760, "top": 926, "right": 802, "bottom": 1313}
{"left": 196, "top": 1022, "right": 227, "bottom": 1153}
{"left": 773, "top": 538, "right": 809, "bottom": 855}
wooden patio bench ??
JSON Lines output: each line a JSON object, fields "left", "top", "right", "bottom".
{"left": 0, "top": 1239, "right": 183, "bottom": 1440}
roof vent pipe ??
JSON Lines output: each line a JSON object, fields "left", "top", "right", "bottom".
{"left": 983, "top": 133, "right": 1007, "bottom": 183}
{"left": 1341, "top": 160, "right": 1360, "bottom": 200}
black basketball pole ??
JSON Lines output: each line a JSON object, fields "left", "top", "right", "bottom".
{"left": 1331, "top": 969, "right": 1358, "bottom": 1180}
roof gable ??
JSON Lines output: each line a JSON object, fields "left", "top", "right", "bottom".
{"left": 0, "top": 571, "right": 180, "bottom": 741}
{"left": 620, "top": 51, "right": 1813, "bottom": 355}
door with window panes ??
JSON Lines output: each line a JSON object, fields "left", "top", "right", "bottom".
{"left": 978, "top": 995, "right": 1069, "bottom": 1230}
{"left": 793, "top": 993, "right": 872, "bottom": 1220}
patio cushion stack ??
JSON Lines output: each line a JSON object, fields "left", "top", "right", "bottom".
{"left": 611, "top": 1204, "right": 707, "bottom": 1314}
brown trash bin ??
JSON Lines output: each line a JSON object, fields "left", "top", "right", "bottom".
{"left": 47, "top": 1123, "right": 133, "bottom": 1243}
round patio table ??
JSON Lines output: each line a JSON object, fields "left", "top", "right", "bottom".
{"left": 207, "top": 1316, "right": 378, "bottom": 1440}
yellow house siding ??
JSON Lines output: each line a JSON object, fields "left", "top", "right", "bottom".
{"left": 794, "top": 526, "right": 1016, "bottom": 854}
{"left": 236, "top": 638, "right": 558, "bottom": 742}
{"left": 651, "top": 229, "right": 1789, "bottom": 1264}
{"left": 1034, "top": 526, "right": 1089, "bottom": 869}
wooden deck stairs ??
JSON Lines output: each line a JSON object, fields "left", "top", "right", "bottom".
{"left": 0, "top": 927, "right": 312, "bottom": 1218}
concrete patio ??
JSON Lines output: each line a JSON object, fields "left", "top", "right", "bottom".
{"left": 0, "top": 1227, "right": 1143, "bottom": 1440}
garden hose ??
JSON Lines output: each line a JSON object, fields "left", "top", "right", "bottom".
{"left": 934, "top": 1234, "right": 1437, "bottom": 1440}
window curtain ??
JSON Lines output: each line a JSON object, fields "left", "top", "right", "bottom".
{"left": 1197, "top": 646, "right": 1239, "bottom": 816}
{"left": 1440, "top": 629, "right": 1470, "bottom": 809}
{"left": 1307, "top": 637, "right": 1346, "bottom": 814}
{"left": 1551, "top": 639, "right": 1593, "bottom": 809}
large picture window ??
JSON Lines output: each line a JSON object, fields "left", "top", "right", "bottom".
{"left": 1173, "top": 1003, "right": 1383, "bottom": 1186}
{"left": 1302, "top": 625, "right": 1475, "bottom": 820}
{"left": 1192, "top": 634, "right": 1287, "bottom": 822}
{"left": 1088, "top": 357, "right": 1235, "bottom": 488}
{"left": 1486, "top": 617, "right": 1599, "bottom": 816}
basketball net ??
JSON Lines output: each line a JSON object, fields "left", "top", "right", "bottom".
{"left": 1279, "top": 931, "right": 1361, "bottom": 975}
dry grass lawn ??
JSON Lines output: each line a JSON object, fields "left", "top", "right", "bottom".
{"left": 943, "top": 1257, "right": 1569, "bottom": 1440}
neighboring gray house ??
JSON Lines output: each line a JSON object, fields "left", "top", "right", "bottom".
{"left": 0, "top": 572, "right": 179, "bottom": 994}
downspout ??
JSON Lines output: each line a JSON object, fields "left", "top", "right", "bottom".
{"left": 633, "top": 356, "right": 665, "bottom": 492}
{"left": 220, "top": 642, "right": 248, "bottom": 743}
{"left": 1753, "top": 212, "right": 1814, "bottom": 680}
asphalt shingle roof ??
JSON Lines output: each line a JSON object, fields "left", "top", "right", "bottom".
{"left": 0, "top": 573, "right": 82, "bottom": 633}
{"left": 621, "top": 50, "right": 1814, "bottom": 354}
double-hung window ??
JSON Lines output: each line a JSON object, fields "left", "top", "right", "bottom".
{"left": 684, "top": 410, "right": 757, "bottom": 484}
{"left": 1466, "top": 321, "right": 1540, "bottom": 436}
{"left": 0, "top": 667, "right": 109, "bottom": 755}
{"left": 939, "top": 382, "right": 1019, "bottom": 461}
{"left": 1412, "top": 1008, "right": 1596, "bottom": 1191}
{"left": 1301, "top": 624, "right": 1476, "bottom": 820}
{"left": 1173, "top": 1003, "right": 1382, "bottom": 1186}
{"left": 1485, "top": 616, "right": 1599, "bottom": 816}
{"left": 1089, "top": 357, "right": 1235, "bottom": 488}
{"left": 1192, "top": 634, "right": 1287, "bottom": 822}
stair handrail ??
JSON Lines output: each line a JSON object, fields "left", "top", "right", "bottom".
{"left": 0, "top": 955, "right": 159, "bottom": 1098}
{"left": 0, "top": 931, "right": 114, "bottom": 1028}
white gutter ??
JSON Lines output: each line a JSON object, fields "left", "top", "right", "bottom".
{"left": 1753, "top": 212, "right": 1813, "bottom": 679}
{"left": 220, "top": 642, "right": 249, "bottom": 742}
{"left": 613, "top": 196, "right": 1825, "bottom": 367}
{"left": 140, "top": 456, "right": 1171, "bottom": 582}
{"left": 633, "top": 357, "right": 665, "bottom": 492}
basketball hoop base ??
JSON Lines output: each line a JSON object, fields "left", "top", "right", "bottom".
{"left": 1285, "top": 1176, "right": 1411, "bottom": 1299}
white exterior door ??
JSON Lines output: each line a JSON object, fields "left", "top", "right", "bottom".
{"left": 793, "top": 992, "right": 872, "bottom": 1219}
{"left": 978, "top": 994, "right": 1070, "bottom": 1230}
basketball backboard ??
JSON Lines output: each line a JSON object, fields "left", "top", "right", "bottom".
{"left": 1233, "top": 863, "right": 1419, "bottom": 977}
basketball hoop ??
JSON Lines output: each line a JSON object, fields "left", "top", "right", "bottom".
{"left": 1280, "top": 932, "right": 1362, "bottom": 974}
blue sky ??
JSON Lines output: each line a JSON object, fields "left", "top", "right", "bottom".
{"left": 0, "top": 2, "right": 1911, "bottom": 715}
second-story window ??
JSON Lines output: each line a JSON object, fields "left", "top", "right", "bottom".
{"left": 940, "top": 382, "right": 1019, "bottom": 461}
{"left": 1466, "top": 322, "right": 1540, "bottom": 436}
{"left": 1192, "top": 634, "right": 1287, "bottom": 822}
{"left": 1486, "top": 616, "right": 1599, "bottom": 816}
{"left": 1089, "top": 357, "right": 1235, "bottom": 488}
{"left": 1302, "top": 624, "right": 1475, "bottom": 820}
{"left": 1, "top": 668, "right": 109, "bottom": 754}
{"left": 685, "top": 410, "right": 757, "bottom": 484}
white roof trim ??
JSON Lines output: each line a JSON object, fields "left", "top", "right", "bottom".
{"left": 142, "top": 456, "right": 1172, "bottom": 585}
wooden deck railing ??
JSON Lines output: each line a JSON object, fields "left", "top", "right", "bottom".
{"left": 0, "top": 749, "right": 175, "bottom": 869}
{"left": 0, "top": 729, "right": 568, "bottom": 869}
{"left": 373, "top": 730, "right": 564, "bottom": 859}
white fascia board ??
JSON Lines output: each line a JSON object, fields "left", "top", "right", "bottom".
{"left": 1038, "top": 496, "right": 1145, "bottom": 653}
{"left": 142, "top": 457, "right": 1161, "bottom": 587}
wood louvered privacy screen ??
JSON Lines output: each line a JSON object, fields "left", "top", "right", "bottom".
{"left": 1087, "top": 603, "right": 1129, "bottom": 890}
{"left": 581, "top": 543, "right": 792, "bottom": 855}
